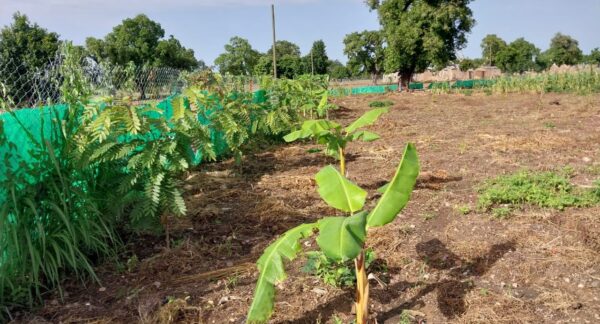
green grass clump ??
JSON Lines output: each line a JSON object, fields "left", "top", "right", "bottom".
{"left": 478, "top": 170, "right": 600, "bottom": 212}
{"left": 369, "top": 100, "right": 394, "bottom": 108}
{"left": 303, "top": 250, "right": 376, "bottom": 288}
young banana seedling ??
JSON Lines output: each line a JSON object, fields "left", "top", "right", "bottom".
{"left": 246, "top": 143, "right": 420, "bottom": 324}
{"left": 283, "top": 107, "right": 388, "bottom": 176}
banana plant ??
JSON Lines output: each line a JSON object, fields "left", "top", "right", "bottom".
{"left": 246, "top": 143, "right": 419, "bottom": 324}
{"left": 283, "top": 108, "right": 388, "bottom": 176}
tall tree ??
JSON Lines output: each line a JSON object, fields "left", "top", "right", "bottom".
{"left": 367, "top": 0, "right": 475, "bottom": 90}
{"left": 545, "top": 33, "right": 583, "bottom": 66}
{"left": 343, "top": 30, "right": 385, "bottom": 83}
{"left": 0, "top": 12, "right": 60, "bottom": 105}
{"left": 585, "top": 48, "right": 600, "bottom": 65}
{"left": 256, "top": 40, "right": 305, "bottom": 78}
{"left": 327, "top": 60, "right": 351, "bottom": 79}
{"left": 495, "top": 38, "right": 540, "bottom": 73}
{"left": 214, "top": 36, "right": 260, "bottom": 76}
{"left": 481, "top": 34, "right": 507, "bottom": 66}
{"left": 86, "top": 14, "right": 198, "bottom": 70}
{"left": 305, "top": 40, "right": 329, "bottom": 75}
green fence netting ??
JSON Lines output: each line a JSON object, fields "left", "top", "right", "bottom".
{"left": 0, "top": 90, "right": 269, "bottom": 207}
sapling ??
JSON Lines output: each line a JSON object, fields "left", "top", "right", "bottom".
{"left": 283, "top": 107, "right": 389, "bottom": 176}
{"left": 246, "top": 143, "right": 420, "bottom": 324}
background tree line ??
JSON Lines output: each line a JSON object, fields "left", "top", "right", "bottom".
{"left": 2, "top": 5, "right": 600, "bottom": 95}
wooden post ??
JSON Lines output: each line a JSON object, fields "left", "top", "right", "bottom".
{"left": 271, "top": 4, "right": 277, "bottom": 78}
{"left": 311, "top": 49, "right": 315, "bottom": 75}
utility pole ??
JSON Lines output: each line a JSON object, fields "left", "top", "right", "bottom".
{"left": 311, "top": 49, "right": 315, "bottom": 75}
{"left": 271, "top": 4, "right": 277, "bottom": 78}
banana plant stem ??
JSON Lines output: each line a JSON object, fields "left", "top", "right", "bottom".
{"left": 355, "top": 249, "right": 369, "bottom": 324}
{"left": 339, "top": 147, "right": 346, "bottom": 176}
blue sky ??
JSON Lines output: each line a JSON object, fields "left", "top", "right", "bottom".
{"left": 1, "top": 0, "right": 599, "bottom": 66}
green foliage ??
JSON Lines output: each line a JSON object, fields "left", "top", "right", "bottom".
{"left": 303, "top": 249, "right": 376, "bottom": 288}
{"left": 491, "top": 71, "right": 600, "bottom": 95}
{"left": 284, "top": 108, "right": 388, "bottom": 160}
{"left": 368, "top": 0, "right": 475, "bottom": 87}
{"left": 247, "top": 144, "right": 419, "bottom": 323}
{"left": 328, "top": 60, "right": 351, "bottom": 79}
{"left": 545, "top": 33, "right": 583, "bottom": 66}
{"left": 214, "top": 37, "right": 261, "bottom": 76}
{"left": 306, "top": 40, "right": 329, "bottom": 75}
{"left": 316, "top": 166, "right": 367, "bottom": 214}
{"left": 455, "top": 204, "right": 472, "bottom": 215}
{"left": 0, "top": 12, "right": 60, "bottom": 105}
{"left": 369, "top": 100, "right": 394, "bottom": 108}
{"left": 495, "top": 38, "right": 540, "bottom": 73}
{"left": 481, "top": 34, "right": 507, "bottom": 66}
{"left": 85, "top": 14, "right": 198, "bottom": 70}
{"left": 343, "top": 30, "right": 385, "bottom": 79}
{"left": 585, "top": 48, "right": 600, "bottom": 65}
{"left": 478, "top": 170, "right": 600, "bottom": 212}
{"left": 246, "top": 223, "right": 317, "bottom": 323}
{"left": 459, "top": 58, "right": 484, "bottom": 72}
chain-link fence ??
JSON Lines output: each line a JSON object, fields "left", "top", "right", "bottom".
{"left": 0, "top": 55, "right": 185, "bottom": 110}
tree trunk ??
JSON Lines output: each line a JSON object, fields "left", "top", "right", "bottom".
{"left": 398, "top": 72, "right": 412, "bottom": 92}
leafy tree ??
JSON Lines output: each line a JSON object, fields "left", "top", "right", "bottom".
{"left": 367, "top": 0, "right": 475, "bottom": 90}
{"left": 496, "top": 38, "right": 540, "bottom": 73}
{"left": 154, "top": 36, "right": 199, "bottom": 70}
{"left": 256, "top": 40, "right": 305, "bottom": 78}
{"left": 0, "top": 12, "right": 60, "bottom": 105}
{"left": 343, "top": 30, "right": 385, "bottom": 83}
{"left": 458, "top": 58, "right": 483, "bottom": 71}
{"left": 481, "top": 34, "right": 507, "bottom": 66}
{"left": 305, "top": 40, "right": 329, "bottom": 75}
{"left": 327, "top": 60, "right": 351, "bottom": 79}
{"left": 585, "top": 48, "right": 600, "bottom": 65}
{"left": 545, "top": 33, "right": 583, "bottom": 66}
{"left": 85, "top": 14, "right": 198, "bottom": 70}
{"left": 267, "top": 40, "right": 301, "bottom": 58}
{"left": 214, "top": 36, "right": 260, "bottom": 76}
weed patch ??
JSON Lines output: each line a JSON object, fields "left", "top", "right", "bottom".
{"left": 368, "top": 100, "right": 394, "bottom": 108}
{"left": 478, "top": 170, "right": 600, "bottom": 212}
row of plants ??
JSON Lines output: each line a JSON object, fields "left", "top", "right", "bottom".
{"left": 0, "top": 45, "right": 335, "bottom": 318}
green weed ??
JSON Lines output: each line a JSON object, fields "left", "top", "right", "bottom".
{"left": 478, "top": 170, "right": 600, "bottom": 212}
{"left": 369, "top": 100, "right": 394, "bottom": 108}
{"left": 455, "top": 204, "right": 472, "bottom": 215}
{"left": 303, "top": 249, "right": 376, "bottom": 288}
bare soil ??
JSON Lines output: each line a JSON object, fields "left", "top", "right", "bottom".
{"left": 17, "top": 93, "right": 600, "bottom": 323}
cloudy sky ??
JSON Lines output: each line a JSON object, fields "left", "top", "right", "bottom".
{"left": 1, "top": 0, "right": 599, "bottom": 65}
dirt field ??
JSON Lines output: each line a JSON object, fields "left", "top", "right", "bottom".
{"left": 20, "top": 92, "right": 600, "bottom": 323}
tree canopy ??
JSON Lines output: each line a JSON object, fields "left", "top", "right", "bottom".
{"left": 343, "top": 30, "right": 385, "bottom": 80}
{"left": 545, "top": 33, "right": 583, "bottom": 66}
{"left": 367, "top": 0, "right": 475, "bottom": 89}
{"left": 255, "top": 40, "right": 305, "bottom": 78}
{"left": 306, "top": 40, "right": 329, "bottom": 75}
{"left": 495, "top": 38, "right": 540, "bottom": 73}
{"left": 214, "top": 36, "right": 260, "bottom": 76}
{"left": 0, "top": 12, "right": 61, "bottom": 104}
{"left": 481, "top": 34, "right": 507, "bottom": 66}
{"left": 327, "top": 60, "right": 351, "bottom": 79}
{"left": 86, "top": 14, "right": 198, "bottom": 70}
{"left": 585, "top": 48, "right": 600, "bottom": 65}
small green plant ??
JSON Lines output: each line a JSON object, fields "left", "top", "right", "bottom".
{"left": 492, "top": 206, "right": 512, "bottom": 219}
{"left": 543, "top": 122, "right": 556, "bottom": 129}
{"left": 398, "top": 310, "right": 413, "bottom": 324}
{"left": 304, "top": 249, "right": 376, "bottom": 288}
{"left": 369, "top": 100, "right": 394, "bottom": 108}
{"left": 246, "top": 144, "right": 419, "bottom": 324}
{"left": 462, "top": 89, "right": 473, "bottom": 96}
{"left": 455, "top": 204, "right": 472, "bottom": 215}
{"left": 478, "top": 170, "right": 600, "bottom": 212}
{"left": 284, "top": 108, "right": 389, "bottom": 175}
